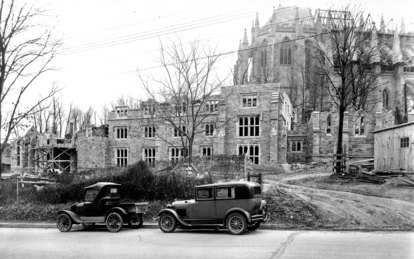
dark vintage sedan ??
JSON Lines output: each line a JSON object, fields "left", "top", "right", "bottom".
{"left": 157, "top": 181, "right": 267, "bottom": 235}
{"left": 57, "top": 182, "right": 149, "bottom": 232}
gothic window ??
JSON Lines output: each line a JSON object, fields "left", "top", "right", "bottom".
{"left": 116, "top": 106, "right": 128, "bottom": 117}
{"left": 143, "top": 103, "right": 156, "bottom": 116}
{"left": 326, "top": 115, "right": 332, "bottom": 134}
{"left": 238, "top": 144, "right": 260, "bottom": 164}
{"left": 170, "top": 147, "right": 183, "bottom": 162}
{"left": 239, "top": 116, "right": 260, "bottom": 137}
{"left": 242, "top": 95, "right": 257, "bottom": 107}
{"left": 205, "top": 124, "right": 214, "bottom": 136}
{"left": 261, "top": 40, "right": 268, "bottom": 68}
{"left": 174, "top": 125, "right": 186, "bottom": 137}
{"left": 383, "top": 89, "right": 389, "bottom": 109}
{"left": 116, "top": 148, "right": 128, "bottom": 167}
{"left": 280, "top": 45, "right": 291, "bottom": 65}
{"left": 144, "top": 126, "right": 156, "bottom": 138}
{"left": 16, "top": 144, "right": 21, "bottom": 166}
{"left": 355, "top": 114, "right": 366, "bottom": 136}
{"left": 143, "top": 148, "right": 156, "bottom": 166}
{"left": 290, "top": 141, "right": 302, "bottom": 152}
{"left": 206, "top": 100, "right": 218, "bottom": 112}
{"left": 201, "top": 146, "right": 213, "bottom": 157}
{"left": 115, "top": 127, "right": 128, "bottom": 139}
{"left": 305, "top": 48, "right": 311, "bottom": 87}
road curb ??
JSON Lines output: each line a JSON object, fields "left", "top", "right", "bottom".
{"left": 0, "top": 222, "right": 159, "bottom": 229}
{"left": 1, "top": 222, "right": 412, "bottom": 232}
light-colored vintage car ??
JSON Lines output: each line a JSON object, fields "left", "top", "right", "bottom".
{"left": 157, "top": 181, "right": 267, "bottom": 235}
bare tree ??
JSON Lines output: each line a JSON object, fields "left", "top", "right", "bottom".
{"left": 0, "top": 0, "right": 60, "bottom": 177}
{"left": 311, "top": 5, "right": 387, "bottom": 173}
{"left": 110, "top": 95, "right": 140, "bottom": 110}
{"left": 138, "top": 39, "right": 228, "bottom": 166}
{"left": 98, "top": 104, "right": 110, "bottom": 125}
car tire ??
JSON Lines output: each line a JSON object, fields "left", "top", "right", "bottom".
{"left": 226, "top": 213, "right": 247, "bottom": 235}
{"left": 248, "top": 222, "right": 261, "bottom": 231}
{"left": 57, "top": 214, "right": 72, "bottom": 232}
{"left": 106, "top": 212, "right": 123, "bottom": 233}
{"left": 158, "top": 213, "right": 177, "bottom": 233}
{"left": 128, "top": 214, "right": 143, "bottom": 229}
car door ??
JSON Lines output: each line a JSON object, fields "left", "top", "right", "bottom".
{"left": 195, "top": 187, "right": 216, "bottom": 223}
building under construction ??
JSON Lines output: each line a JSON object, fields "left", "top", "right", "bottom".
{"left": 10, "top": 127, "right": 76, "bottom": 175}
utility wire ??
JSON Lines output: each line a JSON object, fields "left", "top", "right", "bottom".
{"left": 59, "top": 6, "right": 300, "bottom": 55}
{"left": 132, "top": 18, "right": 322, "bottom": 74}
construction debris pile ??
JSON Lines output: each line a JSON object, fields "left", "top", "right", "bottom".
{"left": 334, "top": 165, "right": 414, "bottom": 187}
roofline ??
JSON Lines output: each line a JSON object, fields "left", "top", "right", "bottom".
{"left": 374, "top": 120, "right": 414, "bottom": 133}
{"left": 196, "top": 181, "right": 260, "bottom": 188}
{"left": 85, "top": 182, "right": 121, "bottom": 189}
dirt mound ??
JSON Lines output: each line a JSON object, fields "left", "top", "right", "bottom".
{"left": 271, "top": 182, "right": 414, "bottom": 230}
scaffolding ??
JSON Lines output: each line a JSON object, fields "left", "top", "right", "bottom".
{"left": 32, "top": 143, "right": 76, "bottom": 174}
{"left": 14, "top": 130, "right": 77, "bottom": 175}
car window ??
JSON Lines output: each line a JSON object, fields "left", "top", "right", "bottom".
{"left": 253, "top": 186, "right": 261, "bottom": 196}
{"left": 216, "top": 187, "right": 235, "bottom": 199}
{"left": 84, "top": 189, "right": 99, "bottom": 202}
{"left": 196, "top": 188, "right": 213, "bottom": 200}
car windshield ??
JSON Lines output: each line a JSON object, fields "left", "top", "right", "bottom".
{"left": 84, "top": 189, "right": 99, "bottom": 202}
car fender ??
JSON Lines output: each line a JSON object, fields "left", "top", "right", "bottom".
{"left": 58, "top": 210, "right": 82, "bottom": 224}
{"left": 260, "top": 200, "right": 269, "bottom": 221}
{"left": 224, "top": 208, "right": 252, "bottom": 223}
{"left": 158, "top": 208, "right": 191, "bottom": 227}
{"left": 106, "top": 207, "right": 128, "bottom": 219}
{"left": 260, "top": 200, "right": 267, "bottom": 210}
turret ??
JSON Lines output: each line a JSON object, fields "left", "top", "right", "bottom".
{"left": 255, "top": 12, "right": 260, "bottom": 28}
{"left": 242, "top": 28, "right": 249, "bottom": 48}
{"left": 359, "top": 14, "right": 364, "bottom": 29}
{"left": 380, "top": 14, "right": 385, "bottom": 32}
{"left": 392, "top": 27, "right": 403, "bottom": 64}
{"left": 271, "top": 6, "right": 276, "bottom": 23}
{"left": 295, "top": 7, "right": 303, "bottom": 38}
{"left": 370, "top": 24, "right": 380, "bottom": 64}
{"left": 400, "top": 18, "right": 405, "bottom": 34}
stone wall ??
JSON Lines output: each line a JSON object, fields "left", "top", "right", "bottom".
{"left": 77, "top": 132, "right": 110, "bottom": 171}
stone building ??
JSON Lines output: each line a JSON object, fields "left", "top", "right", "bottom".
{"left": 233, "top": 5, "right": 414, "bottom": 163}
{"left": 105, "top": 84, "right": 291, "bottom": 167}
{"left": 9, "top": 127, "right": 76, "bottom": 174}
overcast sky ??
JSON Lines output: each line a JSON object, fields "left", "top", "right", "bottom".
{"left": 33, "top": 0, "right": 414, "bottom": 112}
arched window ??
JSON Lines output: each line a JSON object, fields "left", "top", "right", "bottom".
{"left": 280, "top": 40, "right": 291, "bottom": 65}
{"left": 383, "top": 89, "right": 389, "bottom": 109}
{"left": 305, "top": 48, "right": 311, "bottom": 87}
{"left": 326, "top": 114, "right": 332, "bottom": 134}
{"left": 355, "top": 114, "right": 366, "bottom": 136}
{"left": 261, "top": 40, "right": 268, "bottom": 68}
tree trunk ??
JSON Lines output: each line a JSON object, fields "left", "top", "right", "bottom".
{"left": 335, "top": 98, "right": 345, "bottom": 174}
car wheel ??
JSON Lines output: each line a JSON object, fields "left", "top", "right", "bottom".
{"left": 82, "top": 223, "right": 95, "bottom": 230}
{"left": 106, "top": 212, "right": 123, "bottom": 233}
{"left": 128, "top": 214, "right": 143, "bottom": 229}
{"left": 57, "top": 214, "right": 72, "bottom": 232}
{"left": 158, "top": 213, "right": 177, "bottom": 233}
{"left": 226, "top": 213, "right": 247, "bottom": 235}
{"left": 248, "top": 222, "right": 261, "bottom": 231}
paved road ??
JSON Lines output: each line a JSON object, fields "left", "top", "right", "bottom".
{"left": 0, "top": 227, "right": 413, "bottom": 259}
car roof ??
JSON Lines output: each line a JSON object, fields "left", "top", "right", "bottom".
{"left": 84, "top": 182, "right": 121, "bottom": 190}
{"left": 196, "top": 181, "right": 261, "bottom": 188}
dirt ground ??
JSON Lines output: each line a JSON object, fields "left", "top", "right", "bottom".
{"left": 263, "top": 167, "right": 414, "bottom": 230}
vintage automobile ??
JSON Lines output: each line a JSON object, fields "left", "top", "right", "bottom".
{"left": 56, "top": 182, "right": 149, "bottom": 233}
{"left": 157, "top": 181, "right": 267, "bottom": 235}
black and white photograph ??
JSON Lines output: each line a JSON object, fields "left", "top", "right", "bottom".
{"left": 0, "top": 0, "right": 413, "bottom": 258}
